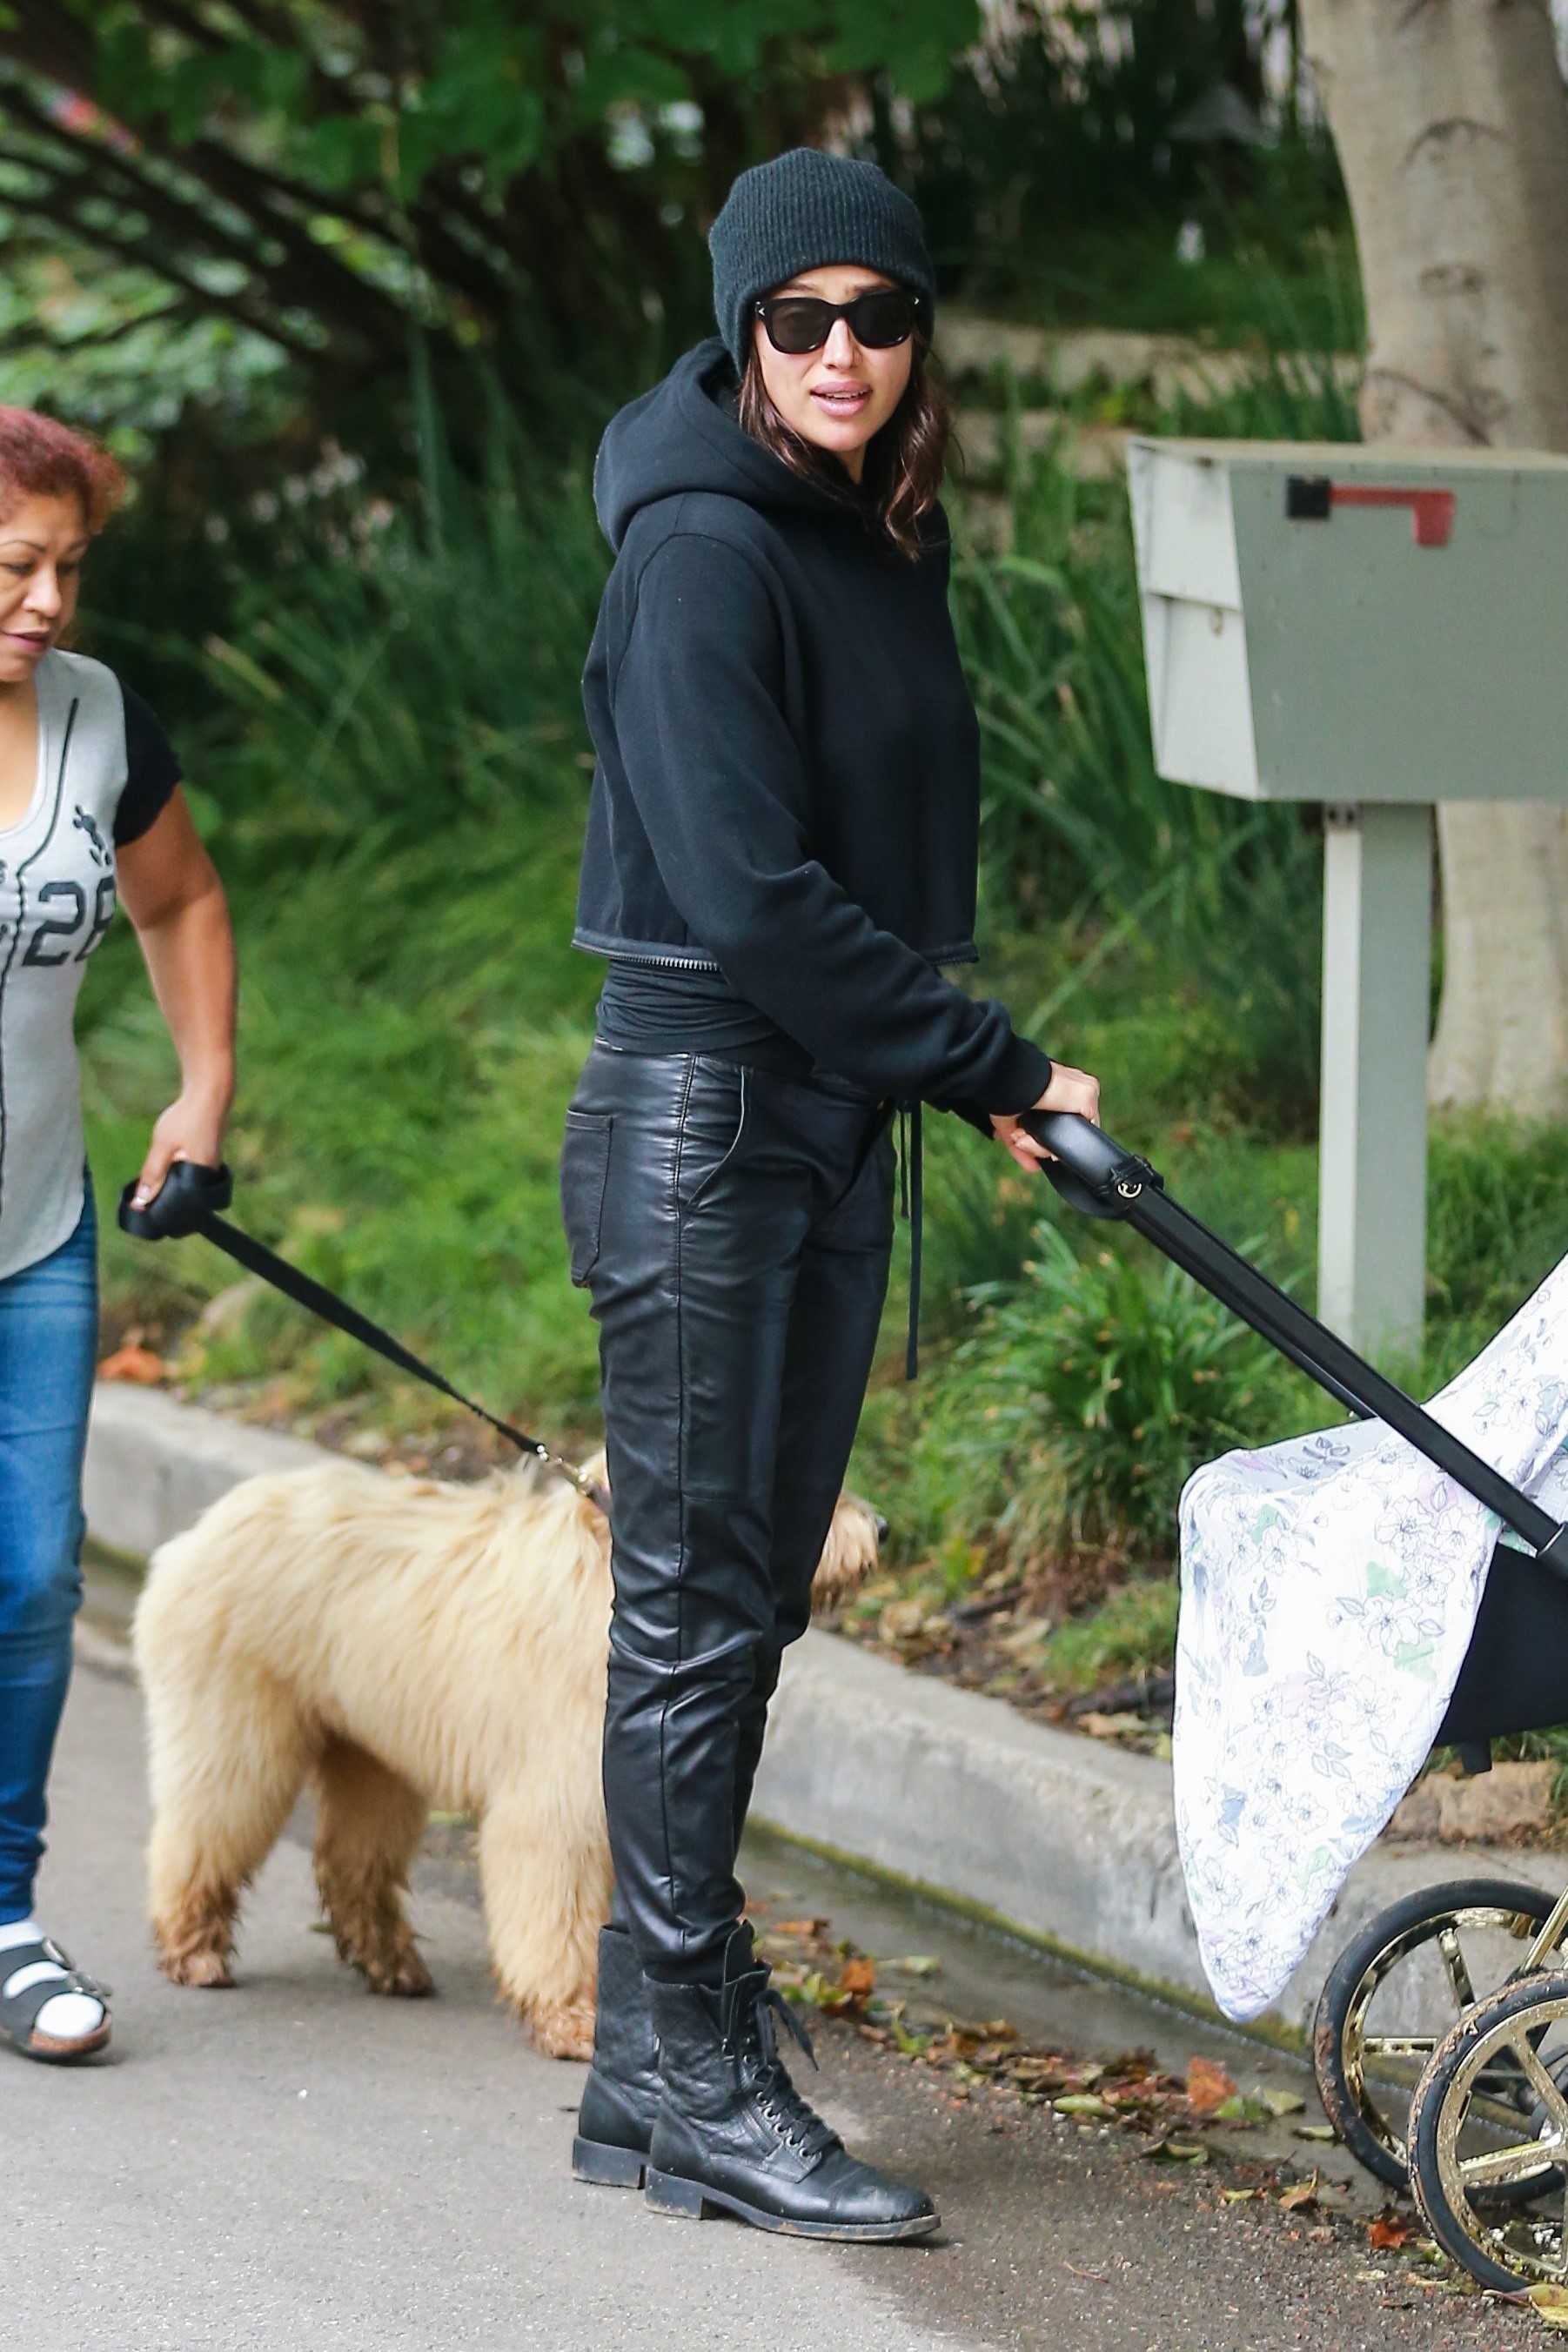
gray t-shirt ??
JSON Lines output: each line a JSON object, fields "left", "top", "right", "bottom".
{"left": 0, "top": 648, "right": 181, "bottom": 1281}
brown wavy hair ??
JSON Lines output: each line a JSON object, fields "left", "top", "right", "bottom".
{"left": 736, "top": 328, "right": 953, "bottom": 560}
{"left": 0, "top": 407, "right": 126, "bottom": 533}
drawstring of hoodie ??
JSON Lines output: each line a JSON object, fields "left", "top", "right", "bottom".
{"left": 896, "top": 1102, "right": 922, "bottom": 1381}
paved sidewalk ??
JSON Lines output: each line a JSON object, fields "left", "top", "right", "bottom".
{"left": 14, "top": 1659, "right": 1530, "bottom": 2351}
{"left": 13, "top": 1663, "right": 966, "bottom": 2352}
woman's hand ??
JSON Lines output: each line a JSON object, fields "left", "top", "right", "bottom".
{"left": 134, "top": 1083, "right": 231, "bottom": 1211}
{"left": 117, "top": 787, "right": 238, "bottom": 1210}
{"left": 990, "top": 1062, "right": 1101, "bottom": 1176}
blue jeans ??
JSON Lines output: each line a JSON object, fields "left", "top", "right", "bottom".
{"left": 0, "top": 1185, "right": 97, "bottom": 1924}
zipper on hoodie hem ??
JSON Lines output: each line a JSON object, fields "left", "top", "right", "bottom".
{"left": 573, "top": 935, "right": 724, "bottom": 974}
{"left": 614, "top": 952, "right": 725, "bottom": 973}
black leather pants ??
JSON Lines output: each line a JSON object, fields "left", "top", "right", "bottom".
{"left": 560, "top": 1046, "right": 894, "bottom": 1984}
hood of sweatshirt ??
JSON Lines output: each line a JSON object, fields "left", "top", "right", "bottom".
{"left": 593, "top": 337, "right": 847, "bottom": 553}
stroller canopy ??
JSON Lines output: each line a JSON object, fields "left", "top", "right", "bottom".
{"left": 1176, "top": 1255, "right": 1568, "bottom": 2020}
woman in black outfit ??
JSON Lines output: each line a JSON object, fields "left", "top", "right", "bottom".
{"left": 561, "top": 148, "right": 1099, "bottom": 2242}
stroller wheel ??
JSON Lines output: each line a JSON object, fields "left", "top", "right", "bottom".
{"left": 1409, "top": 1970, "right": 1568, "bottom": 2293}
{"left": 1313, "top": 1878, "right": 1561, "bottom": 2191}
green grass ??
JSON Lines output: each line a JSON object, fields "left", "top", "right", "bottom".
{"left": 82, "top": 801, "right": 605, "bottom": 1443}
{"left": 1035, "top": 1576, "right": 1182, "bottom": 1697}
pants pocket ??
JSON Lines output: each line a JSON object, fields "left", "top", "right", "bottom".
{"left": 677, "top": 1064, "right": 748, "bottom": 1215}
{"left": 560, "top": 1109, "right": 613, "bottom": 1286}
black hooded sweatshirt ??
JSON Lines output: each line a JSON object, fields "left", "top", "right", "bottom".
{"left": 574, "top": 338, "right": 1051, "bottom": 1121}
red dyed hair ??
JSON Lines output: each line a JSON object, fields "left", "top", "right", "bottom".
{"left": 0, "top": 407, "right": 126, "bottom": 534}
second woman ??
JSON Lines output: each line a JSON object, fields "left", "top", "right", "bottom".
{"left": 562, "top": 147, "right": 1099, "bottom": 2240}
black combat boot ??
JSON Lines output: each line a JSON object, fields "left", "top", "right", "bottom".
{"left": 644, "top": 1935, "right": 938, "bottom": 2241}
{"left": 572, "top": 1925, "right": 661, "bottom": 2188}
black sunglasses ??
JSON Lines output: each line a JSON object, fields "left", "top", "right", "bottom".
{"left": 754, "top": 288, "right": 922, "bottom": 356}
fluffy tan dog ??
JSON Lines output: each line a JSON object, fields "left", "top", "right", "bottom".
{"left": 133, "top": 1455, "right": 880, "bottom": 2060}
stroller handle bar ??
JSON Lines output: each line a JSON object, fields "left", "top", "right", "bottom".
{"left": 1022, "top": 1112, "right": 1568, "bottom": 1579}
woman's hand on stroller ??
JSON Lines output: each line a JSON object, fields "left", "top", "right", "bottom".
{"left": 990, "top": 1064, "right": 1101, "bottom": 1175}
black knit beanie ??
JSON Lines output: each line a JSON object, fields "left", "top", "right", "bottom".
{"left": 708, "top": 147, "right": 935, "bottom": 369}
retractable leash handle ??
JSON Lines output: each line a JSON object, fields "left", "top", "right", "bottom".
{"left": 117, "top": 1158, "right": 234, "bottom": 1239}
{"left": 116, "top": 1163, "right": 610, "bottom": 1512}
{"left": 1022, "top": 1112, "right": 1568, "bottom": 1578}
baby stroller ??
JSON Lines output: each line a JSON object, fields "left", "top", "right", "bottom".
{"left": 1029, "top": 1110, "right": 1568, "bottom": 2295}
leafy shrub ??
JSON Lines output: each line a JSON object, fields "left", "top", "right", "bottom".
{"left": 1422, "top": 1115, "right": 1568, "bottom": 1384}
{"left": 917, "top": 1114, "right": 1045, "bottom": 1333}
{"left": 1163, "top": 342, "right": 1360, "bottom": 443}
{"left": 199, "top": 388, "right": 608, "bottom": 842}
{"left": 961, "top": 1222, "right": 1313, "bottom": 1571}
{"left": 949, "top": 432, "right": 1328, "bottom": 1135}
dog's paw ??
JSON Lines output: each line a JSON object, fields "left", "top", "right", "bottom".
{"left": 810, "top": 1491, "right": 884, "bottom": 1613}
{"left": 159, "top": 1946, "right": 234, "bottom": 1989}
{"left": 362, "top": 1946, "right": 436, "bottom": 1999}
{"left": 525, "top": 1994, "right": 596, "bottom": 2061}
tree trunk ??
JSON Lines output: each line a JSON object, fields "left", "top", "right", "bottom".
{"left": 1297, "top": 0, "right": 1568, "bottom": 1116}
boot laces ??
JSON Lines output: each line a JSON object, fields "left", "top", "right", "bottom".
{"left": 744, "top": 1988, "right": 840, "bottom": 2162}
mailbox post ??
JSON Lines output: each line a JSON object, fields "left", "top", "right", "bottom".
{"left": 1127, "top": 437, "right": 1568, "bottom": 1363}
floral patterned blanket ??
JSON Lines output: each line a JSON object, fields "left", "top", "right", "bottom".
{"left": 1172, "top": 1255, "right": 1568, "bottom": 2021}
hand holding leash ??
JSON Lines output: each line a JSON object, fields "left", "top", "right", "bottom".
{"left": 119, "top": 1157, "right": 233, "bottom": 1237}
{"left": 117, "top": 1162, "right": 608, "bottom": 1511}
{"left": 131, "top": 1085, "right": 231, "bottom": 1213}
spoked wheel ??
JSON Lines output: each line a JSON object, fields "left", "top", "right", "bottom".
{"left": 1312, "top": 1879, "right": 1563, "bottom": 2190}
{"left": 1410, "top": 1972, "right": 1568, "bottom": 2292}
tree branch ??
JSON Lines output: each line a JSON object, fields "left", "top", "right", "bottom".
{"left": 17, "top": 178, "right": 325, "bottom": 361}
{"left": 0, "top": 73, "right": 417, "bottom": 366}
{"left": 0, "top": 82, "right": 277, "bottom": 283}
{"left": 0, "top": 294, "right": 196, "bottom": 353}
{"left": 130, "top": 0, "right": 230, "bottom": 55}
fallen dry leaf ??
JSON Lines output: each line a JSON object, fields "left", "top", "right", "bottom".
{"left": 1141, "top": 2133, "right": 1210, "bottom": 2165}
{"left": 1369, "top": 2211, "right": 1416, "bottom": 2252}
{"left": 837, "top": 1957, "right": 876, "bottom": 1999}
{"left": 1186, "top": 2055, "right": 1239, "bottom": 2115}
{"left": 1279, "top": 2172, "right": 1320, "bottom": 2214}
{"left": 1260, "top": 2087, "right": 1307, "bottom": 2118}
{"left": 1531, "top": 2284, "right": 1568, "bottom": 2330}
{"left": 97, "top": 1344, "right": 164, "bottom": 1384}
{"left": 769, "top": 1919, "right": 828, "bottom": 1939}
{"left": 1212, "top": 2093, "right": 1273, "bottom": 2124}
{"left": 1009, "top": 2057, "right": 1067, "bottom": 2087}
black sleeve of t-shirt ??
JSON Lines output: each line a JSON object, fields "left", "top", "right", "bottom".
{"left": 112, "top": 683, "right": 183, "bottom": 848}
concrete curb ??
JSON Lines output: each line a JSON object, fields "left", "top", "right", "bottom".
{"left": 84, "top": 1383, "right": 1566, "bottom": 2043}
{"left": 750, "top": 1633, "right": 1568, "bottom": 2042}
{"left": 85, "top": 1382, "right": 323, "bottom": 1562}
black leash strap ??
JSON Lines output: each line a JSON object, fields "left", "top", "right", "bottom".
{"left": 1023, "top": 1111, "right": 1568, "bottom": 1580}
{"left": 117, "top": 1164, "right": 608, "bottom": 1513}
{"left": 896, "top": 1102, "right": 923, "bottom": 1382}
